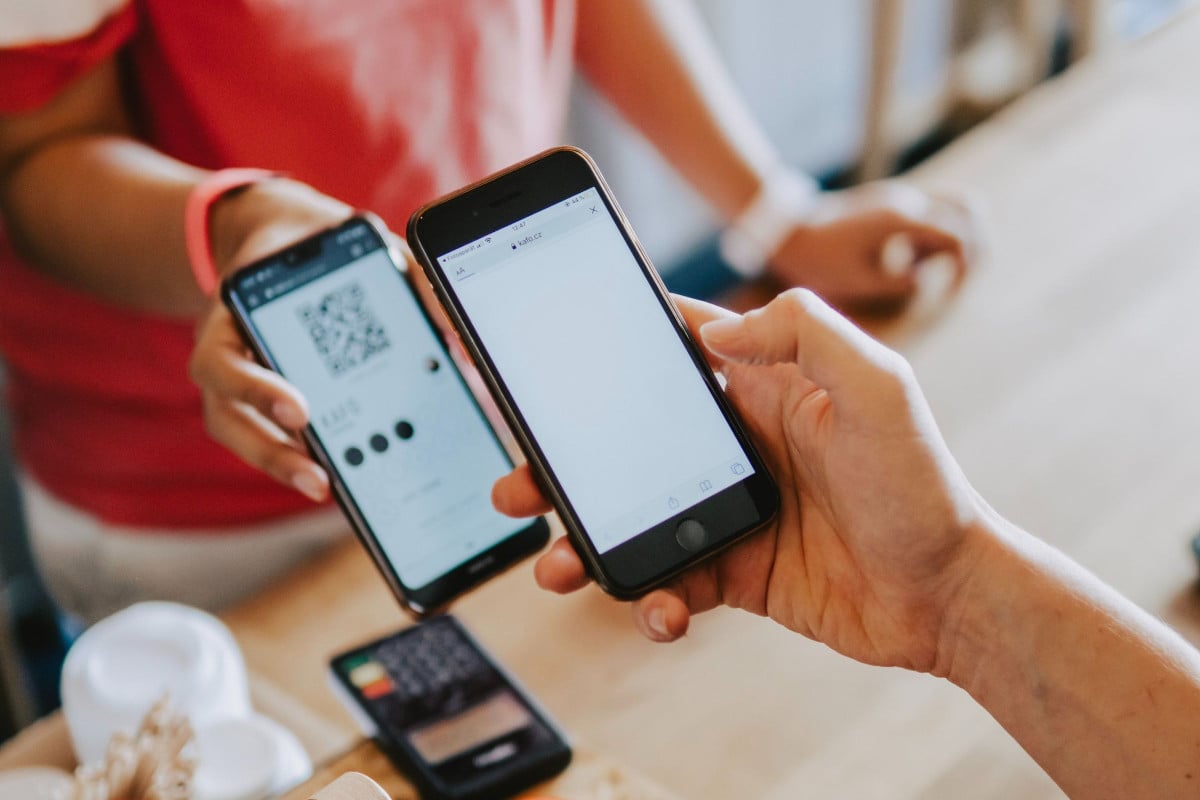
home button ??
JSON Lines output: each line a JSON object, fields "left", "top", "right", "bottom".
{"left": 675, "top": 519, "right": 709, "bottom": 552}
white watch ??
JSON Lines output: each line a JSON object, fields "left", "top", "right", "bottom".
{"left": 718, "top": 170, "right": 821, "bottom": 279}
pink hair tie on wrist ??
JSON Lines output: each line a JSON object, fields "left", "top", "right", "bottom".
{"left": 184, "top": 168, "right": 278, "bottom": 296}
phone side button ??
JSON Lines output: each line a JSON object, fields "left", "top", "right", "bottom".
{"left": 674, "top": 519, "right": 709, "bottom": 552}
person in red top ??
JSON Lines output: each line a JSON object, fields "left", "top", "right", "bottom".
{"left": 0, "top": 0, "right": 975, "bottom": 621}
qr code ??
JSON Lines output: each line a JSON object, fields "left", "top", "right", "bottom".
{"left": 298, "top": 283, "right": 390, "bottom": 376}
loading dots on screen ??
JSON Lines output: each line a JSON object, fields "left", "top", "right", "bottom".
{"left": 343, "top": 419, "right": 416, "bottom": 466}
{"left": 340, "top": 357, "right": 435, "bottom": 466}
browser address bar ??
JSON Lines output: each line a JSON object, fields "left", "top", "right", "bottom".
{"left": 449, "top": 200, "right": 603, "bottom": 283}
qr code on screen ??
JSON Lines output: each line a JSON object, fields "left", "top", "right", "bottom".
{"left": 297, "top": 283, "right": 390, "bottom": 376}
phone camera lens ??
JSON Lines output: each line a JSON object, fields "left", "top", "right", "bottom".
{"left": 344, "top": 447, "right": 364, "bottom": 467}
{"left": 395, "top": 420, "right": 415, "bottom": 440}
{"left": 369, "top": 434, "right": 389, "bottom": 453}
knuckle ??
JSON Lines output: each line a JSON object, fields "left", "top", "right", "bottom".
{"left": 776, "top": 288, "right": 819, "bottom": 324}
{"left": 781, "top": 286, "right": 818, "bottom": 308}
{"left": 874, "top": 350, "right": 916, "bottom": 394}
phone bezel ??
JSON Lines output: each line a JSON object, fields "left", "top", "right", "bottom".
{"left": 220, "top": 216, "right": 550, "bottom": 616}
{"left": 327, "top": 615, "right": 572, "bottom": 800}
{"left": 407, "top": 147, "right": 779, "bottom": 598}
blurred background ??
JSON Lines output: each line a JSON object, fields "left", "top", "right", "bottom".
{"left": 0, "top": 0, "right": 1192, "bottom": 744}
{"left": 574, "top": 0, "right": 1191, "bottom": 295}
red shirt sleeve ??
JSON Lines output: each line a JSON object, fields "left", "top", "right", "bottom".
{"left": 0, "top": 4, "right": 137, "bottom": 114}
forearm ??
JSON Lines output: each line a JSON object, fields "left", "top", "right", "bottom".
{"left": 575, "top": 0, "right": 782, "bottom": 219}
{"left": 1, "top": 132, "right": 207, "bottom": 316}
{"left": 944, "top": 515, "right": 1200, "bottom": 798}
{"left": 0, "top": 56, "right": 217, "bottom": 316}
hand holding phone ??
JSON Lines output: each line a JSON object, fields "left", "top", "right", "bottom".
{"left": 190, "top": 178, "right": 361, "bottom": 501}
{"left": 407, "top": 148, "right": 779, "bottom": 598}
{"left": 221, "top": 217, "right": 549, "bottom": 614}
{"left": 497, "top": 285, "right": 993, "bottom": 678}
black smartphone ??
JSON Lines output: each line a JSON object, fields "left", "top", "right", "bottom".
{"left": 407, "top": 147, "right": 779, "bottom": 599}
{"left": 222, "top": 216, "right": 549, "bottom": 615}
{"left": 328, "top": 615, "right": 571, "bottom": 800}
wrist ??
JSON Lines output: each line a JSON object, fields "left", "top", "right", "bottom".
{"left": 208, "top": 177, "right": 315, "bottom": 275}
{"left": 718, "top": 170, "right": 820, "bottom": 279}
{"left": 208, "top": 178, "right": 274, "bottom": 277}
{"left": 932, "top": 510, "right": 1044, "bottom": 687}
{"left": 185, "top": 168, "right": 279, "bottom": 295}
{"left": 208, "top": 177, "right": 353, "bottom": 277}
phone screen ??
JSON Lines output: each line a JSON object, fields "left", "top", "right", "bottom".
{"left": 434, "top": 187, "right": 757, "bottom": 554}
{"left": 229, "top": 225, "right": 529, "bottom": 592}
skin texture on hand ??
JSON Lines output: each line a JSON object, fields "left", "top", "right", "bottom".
{"left": 494, "top": 290, "right": 987, "bottom": 671}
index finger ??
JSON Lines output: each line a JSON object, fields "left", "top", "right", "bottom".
{"left": 698, "top": 289, "right": 907, "bottom": 413}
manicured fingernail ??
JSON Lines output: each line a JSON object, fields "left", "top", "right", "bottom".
{"left": 647, "top": 607, "right": 669, "bottom": 640}
{"left": 293, "top": 470, "right": 325, "bottom": 501}
{"left": 273, "top": 401, "right": 305, "bottom": 430}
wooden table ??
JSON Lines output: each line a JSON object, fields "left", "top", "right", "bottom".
{"left": 224, "top": 10, "right": 1200, "bottom": 798}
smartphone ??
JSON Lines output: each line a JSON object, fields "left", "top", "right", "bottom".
{"left": 222, "top": 216, "right": 550, "bottom": 615}
{"left": 328, "top": 615, "right": 571, "bottom": 800}
{"left": 407, "top": 147, "right": 779, "bottom": 599}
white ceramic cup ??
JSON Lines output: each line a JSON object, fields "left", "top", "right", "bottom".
{"left": 60, "top": 601, "right": 251, "bottom": 765}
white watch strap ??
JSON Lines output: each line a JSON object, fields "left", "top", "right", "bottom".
{"left": 718, "top": 171, "right": 820, "bottom": 278}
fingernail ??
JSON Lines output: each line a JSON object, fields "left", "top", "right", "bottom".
{"left": 700, "top": 317, "right": 743, "bottom": 347}
{"left": 273, "top": 401, "right": 305, "bottom": 430}
{"left": 293, "top": 470, "right": 325, "bottom": 502}
{"left": 647, "top": 607, "right": 670, "bottom": 640}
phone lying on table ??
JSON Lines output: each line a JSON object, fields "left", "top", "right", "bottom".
{"left": 222, "top": 216, "right": 549, "bottom": 615}
{"left": 407, "top": 146, "right": 779, "bottom": 599}
{"left": 328, "top": 615, "right": 571, "bottom": 800}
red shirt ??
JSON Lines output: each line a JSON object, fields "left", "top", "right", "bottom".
{"left": 0, "top": 0, "right": 575, "bottom": 528}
